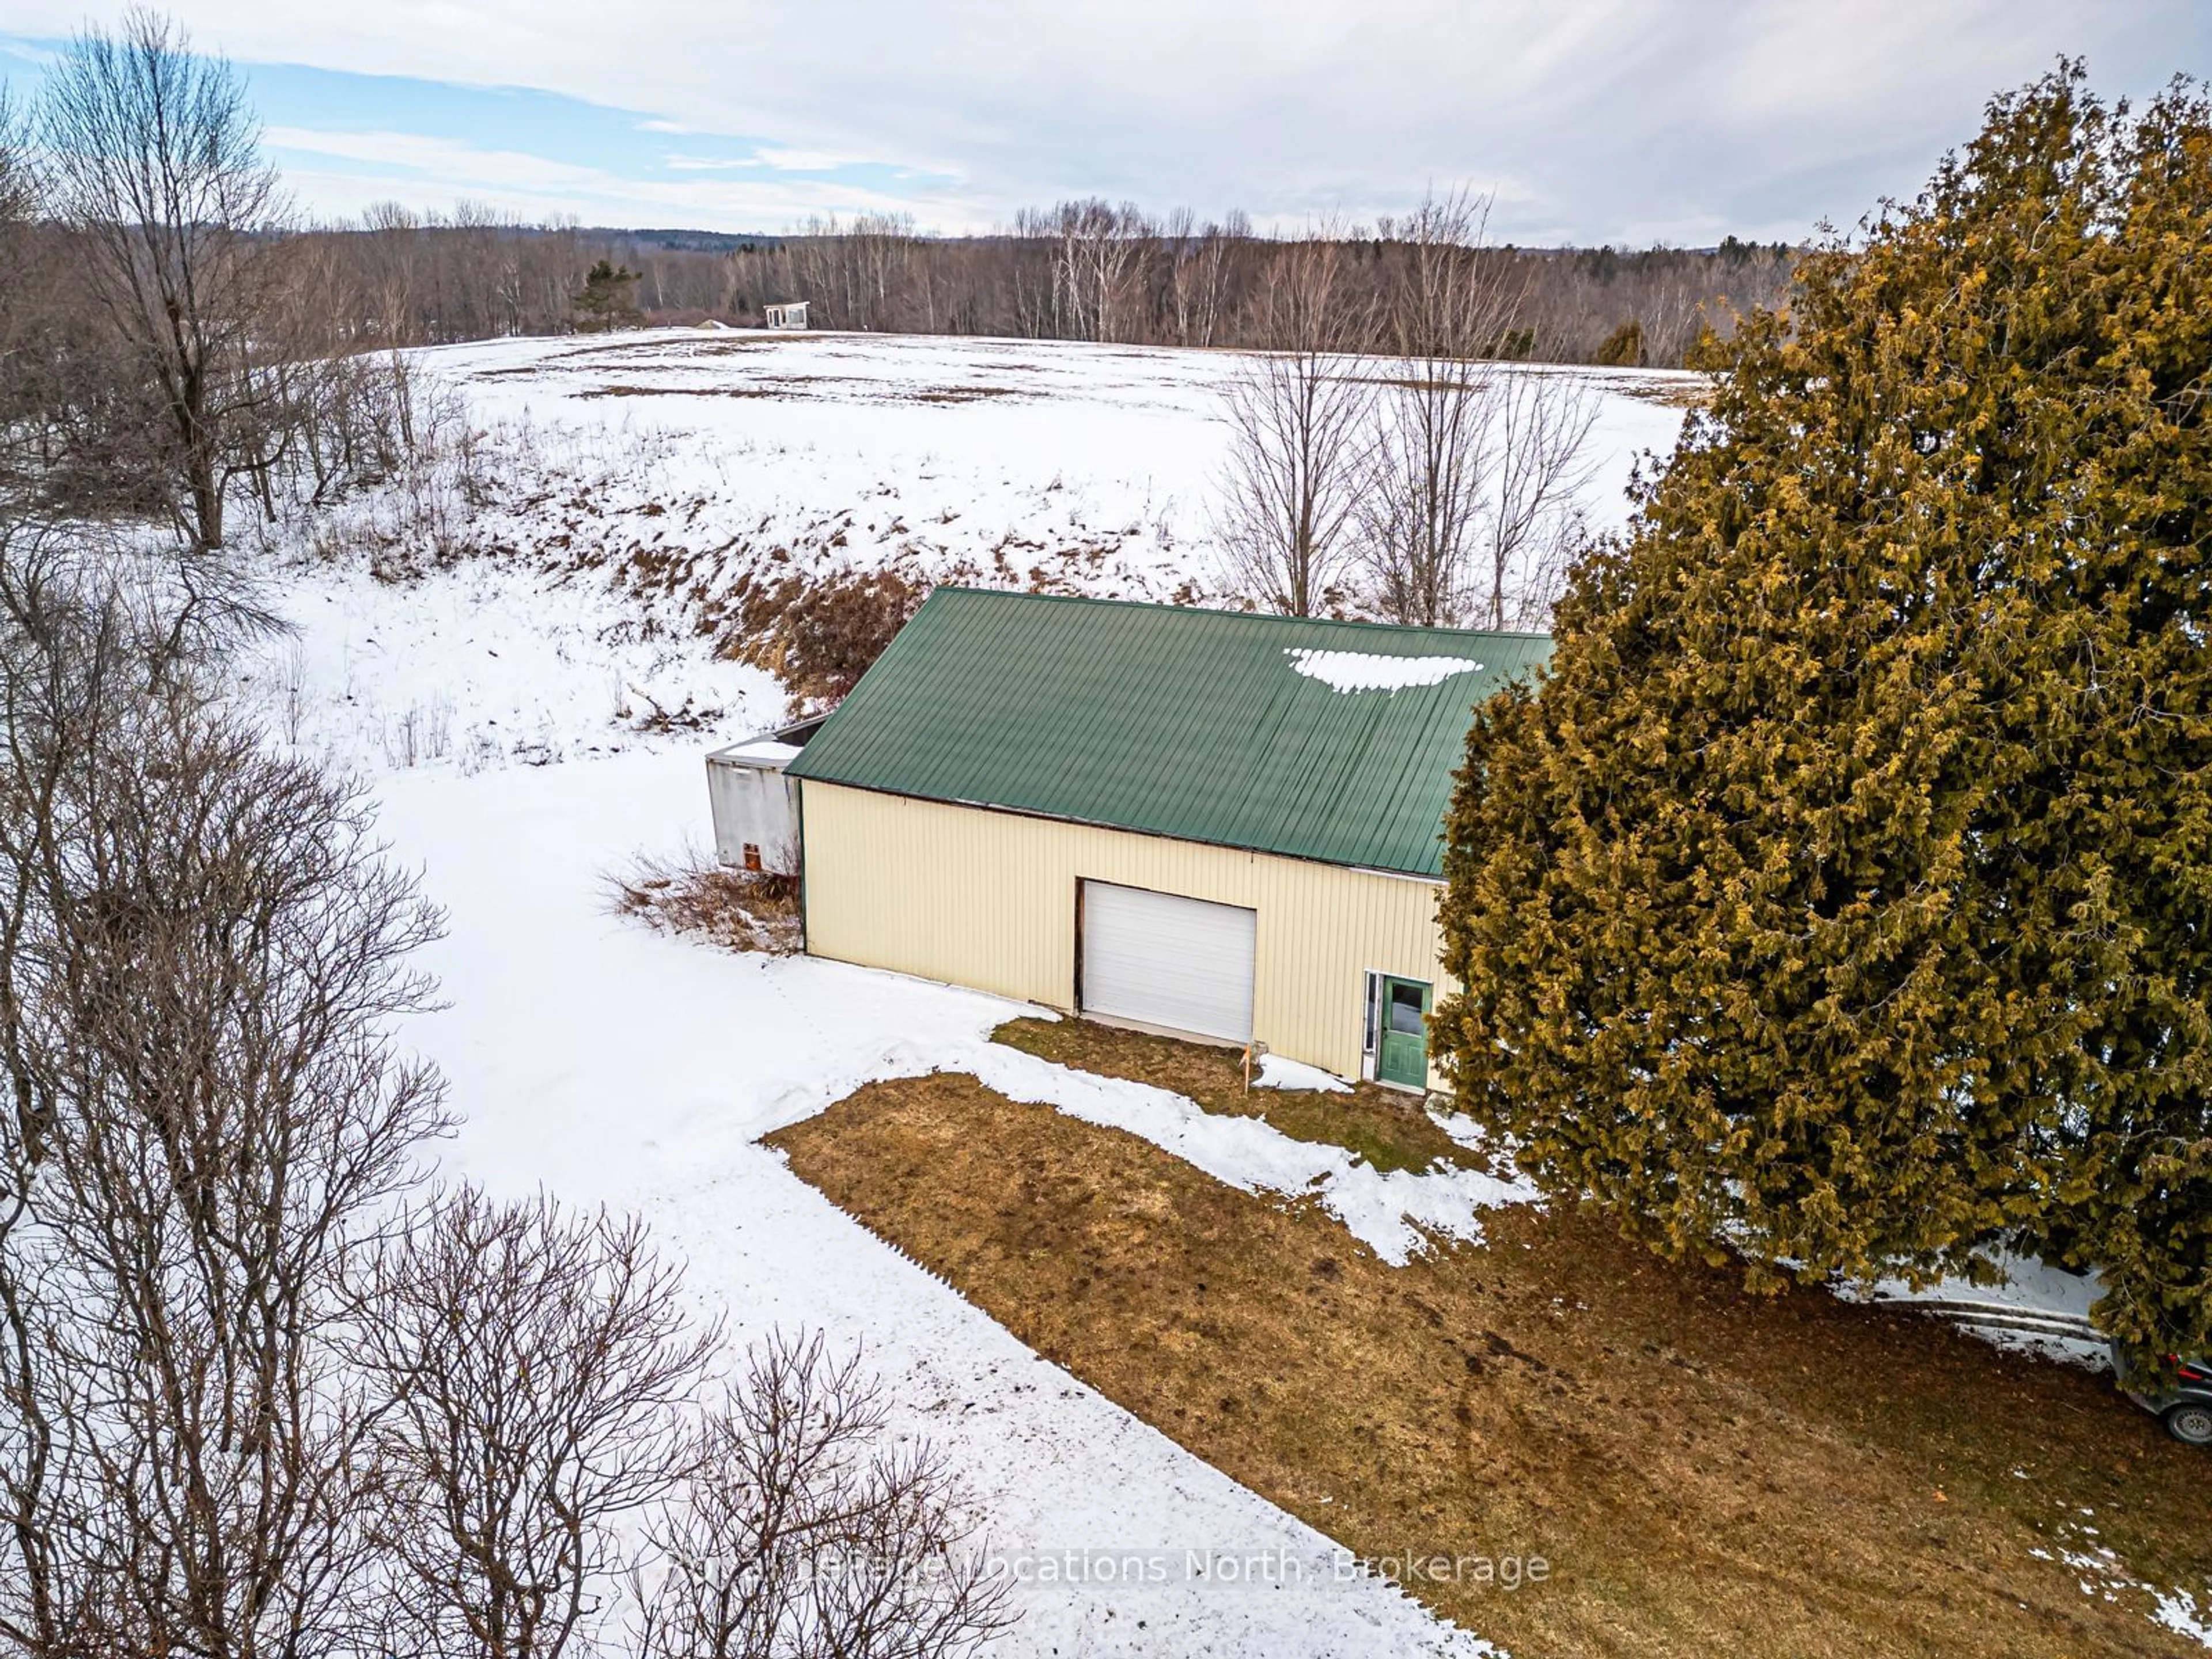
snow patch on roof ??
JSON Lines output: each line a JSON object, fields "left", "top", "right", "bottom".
{"left": 1286, "top": 646, "right": 1485, "bottom": 693}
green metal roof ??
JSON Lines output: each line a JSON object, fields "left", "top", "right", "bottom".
{"left": 785, "top": 588, "right": 1550, "bottom": 877}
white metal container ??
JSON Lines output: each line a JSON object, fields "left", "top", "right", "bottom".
{"left": 705, "top": 736, "right": 804, "bottom": 874}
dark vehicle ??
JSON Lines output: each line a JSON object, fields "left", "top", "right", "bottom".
{"left": 2117, "top": 1350, "right": 2212, "bottom": 1447}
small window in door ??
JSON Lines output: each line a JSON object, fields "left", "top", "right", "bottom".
{"left": 1387, "top": 980, "right": 1426, "bottom": 1036}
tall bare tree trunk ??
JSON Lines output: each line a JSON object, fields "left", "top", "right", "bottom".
{"left": 1358, "top": 190, "right": 1529, "bottom": 626}
{"left": 39, "top": 10, "right": 285, "bottom": 551}
{"left": 1213, "top": 230, "right": 1373, "bottom": 615}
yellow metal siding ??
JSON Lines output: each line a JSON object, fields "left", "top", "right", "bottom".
{"left": 799, "top": 780, "right": 1453, "bottom": 1085}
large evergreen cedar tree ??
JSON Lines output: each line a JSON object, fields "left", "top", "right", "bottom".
{"left": 1435, "top": 69, "right": 2212, "bottom": 1362}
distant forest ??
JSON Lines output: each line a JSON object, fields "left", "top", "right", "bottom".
{"left": 0, "top": 14, "right": 1800, "bottom": 558}
{"left": 277, "top": 204, "right": 1800, "bottom": 369}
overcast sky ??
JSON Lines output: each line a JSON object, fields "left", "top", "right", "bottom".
{"left": 2, "top": 2, "right": 2206, "bottom": 243}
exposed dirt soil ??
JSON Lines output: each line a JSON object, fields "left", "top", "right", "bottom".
{"left": 768, "top": 1031, "right": 2211, "bottom": 1659}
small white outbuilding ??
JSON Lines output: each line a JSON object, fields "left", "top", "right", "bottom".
{"left": 704, "top": 717, "right": 825, "bottom": 874}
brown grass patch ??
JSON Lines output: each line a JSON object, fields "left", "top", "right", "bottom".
{"left": 1615, "top": 374, "right": 1717, "bottom": 409}
{"left": 607, "top": 850, "right": 801, "bottom": 954}
{"left": 769, "top": 1037, "right": 2211, "bottom": 1658}
{"left": 574, "top": 384, "right": 784, "bottom": 400}
{"left": 904, "top": 385, "right": 1026, "bottom": 403}
{"left": 994, "top": 1015, "right": 1476, "bottom": 1175}
{"left": 724, "top": 567, "right": 925, "bottom": 715}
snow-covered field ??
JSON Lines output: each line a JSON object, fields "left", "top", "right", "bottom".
{"left": 236, "top": 327, "right": 1695, "bottom": 779}
{"left": 230, "top": 328, "right": 1703, "bottom": 1657}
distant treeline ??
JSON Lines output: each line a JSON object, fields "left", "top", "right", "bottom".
{"left": 0, "top": 4, "right": 1800, "bottom": 555}
{"left": 285, "top": 204, "right": 1798, "bottom": 368}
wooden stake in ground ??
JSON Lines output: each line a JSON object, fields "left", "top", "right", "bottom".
{"left": 1244, "top": 1039, "right": 1267, "bottom": 1093}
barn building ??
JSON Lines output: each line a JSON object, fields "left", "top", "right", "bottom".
{"left": 725, "top": 588, "right": 1548, "bottom": 1090}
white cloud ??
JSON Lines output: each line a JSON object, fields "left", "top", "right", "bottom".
{"left": 660, "top": 154, "right": 762, "bottom": 172}
{"left": 656, "top": 148, "right": 900, "bottom": 176}
{"left": 749, "top": 145, "right": 876, "bottom": 173}
{"left": 263, "top": 125, "right": 968, "bottom": 228}
{"left": 18, "top": 0, "right": 2209, "bottom": 239}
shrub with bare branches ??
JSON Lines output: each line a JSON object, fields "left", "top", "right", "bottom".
{"left": 608, "top": 848, "right": 802, "bottom": 956}
{"left": 637, "top": 1332, "right": 1013, "bottom": 1659}
{"left": 356, "top": 1188, "right": 721, "bottom": 1659}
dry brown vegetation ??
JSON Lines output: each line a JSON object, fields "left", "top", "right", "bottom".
{"left": 608, "top": 851, "right": 802, "bottom": 955}
{"left": 768, "top": 1024, "right": 2212, "bottom": 1659}
{"left": 726, "top": 568, "right": 926, "bottom": 714}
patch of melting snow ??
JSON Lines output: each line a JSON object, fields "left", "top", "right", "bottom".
{"left": 1252, "top": 1052, "right": 1350, "bottom": 1093}
{"left": 961, "top": 1042, "right": 1538, "bottom": 1265}
{"left": 1286, "top": 647, "right": 1484, "bottom": 694}
{"left": 2028, "top": 1518, "right": 2209, "bottom": 1646}
{"left": 2157, "top": 1587, "right": 2212, "bottom": 1647}
{"left": 1839, "top": 1249, "right": 2109, "bottom": 1368}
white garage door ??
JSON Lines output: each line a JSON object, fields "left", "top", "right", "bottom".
{"left": 1080, "top": 880, "right": 1257, "bottom": 1043}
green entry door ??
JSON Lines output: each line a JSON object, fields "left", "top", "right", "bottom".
{"left": 1377, "top": 976, "right": 1431, "bottom": 1089}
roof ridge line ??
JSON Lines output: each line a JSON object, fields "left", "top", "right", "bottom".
{"left": 927, "top": 585, "right": 1551, "bottom": 643}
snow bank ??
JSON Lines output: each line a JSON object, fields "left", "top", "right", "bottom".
{"left": 1254, "top": 1052, "right": 1351, "bottom": 1093}
{"left": 1841, "top": 1250, "right": 2109, "bottom": 1368}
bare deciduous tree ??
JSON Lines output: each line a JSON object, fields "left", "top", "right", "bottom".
{"left": 637, "top": 1331, "right": 1012, "bottom": 1659}
{"left": 0, "top": 90, "right": 42, "bottom": 495}
{"left": 358, "top": 1188, "right": 720, "bottom": 1659}
{"left": 1019, "top": 199, "right": 1151, "bottom": 342}
{"left": 0, "top": 527, "right": 134, "bottom": 1659}
{"left": 1351, "top": 191, "right": 1600, "bottom": 628}
{"left": 1358, "top": 189, "right": 1527, "bottom": 625}
{"left": 1164, "top": 207, "right": 1246, "bottom": 348}
{"left": 39, "top": 8, "right": 286, "bottom": 549}
{"left": 1213, "top": 232, "right": 1374, "bottom": 615}
{"left": 1477, "top": 368, "right": 1600, "bottom": 628}
{"left": 0, "top": 526, "right": 450, "bottom": 1659}
{"left": 0, "top": 90, "right": 29, "bottom": 224}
